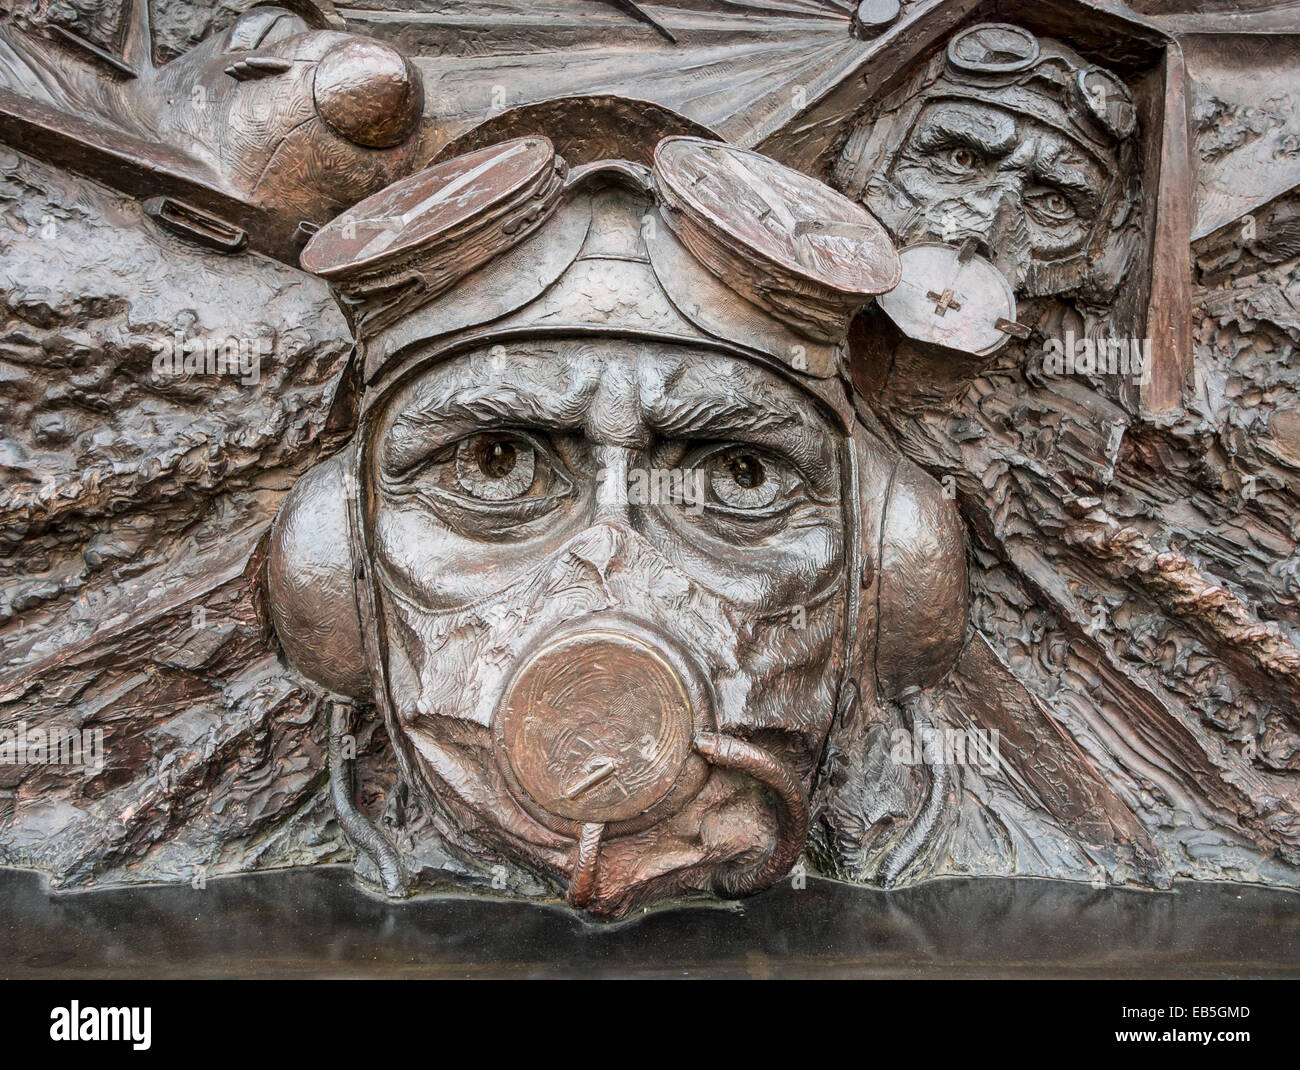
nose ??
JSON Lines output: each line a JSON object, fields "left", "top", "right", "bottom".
{"left": 952, "top": 184, "right": 1028, "bottom": 286}
{"left": 987, "top": 187, "right": 1030, "bottom": 285}
{"left": 960, "top": 179, "right": 1017, "bottom": 227}
{"left": 592, "top": 446, "right": 635, "bottom": 527}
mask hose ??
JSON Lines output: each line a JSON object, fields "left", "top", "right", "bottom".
{"left": 694, "top": 730, "right": 809, "bottom": 896}
{"left": 327, "top": 698, "right": 407, "bottom": 898}
{"left": 567, "top": 822, "right": 605, "bottom": 909}
{"left": 877, "top": 704, "right": 949, "bottom": 888}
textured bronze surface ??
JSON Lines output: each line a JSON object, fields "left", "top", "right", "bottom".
{"left": 1, "top": 1, "right": 1299, "bottom": 927}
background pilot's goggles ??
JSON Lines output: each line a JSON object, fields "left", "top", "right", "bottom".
{"left": 940, "top": 22, "right": 1137, "bottom": 153}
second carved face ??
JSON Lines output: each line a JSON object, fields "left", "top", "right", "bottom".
{"left": 886, "top": 100, "right": 1112, "bottom": 289}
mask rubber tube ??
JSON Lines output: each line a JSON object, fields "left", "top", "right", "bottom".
{"left": 694, "top": 730, "right": 810, "bottom": 896}
{"left": 562, "top": 733, "right": 809, "bottom": 909}
{"left": 568, "top": 822, "right": 605, "bottom": 909}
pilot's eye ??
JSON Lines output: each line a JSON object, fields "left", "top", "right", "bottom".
{"left": 921, "top": 144, "right": 983, "bottom": 179}
{"left": 949, "top": 148, "right": 978, "bottom": 170}
{"left": 1026, "top": 186, "right": 1078, "bottom": 224}
{"left": 381, "top": 427, "right": 578, "bottom": 538}
{"left": 454, "top": 433, "right": 537, "bottom": 500}
{"left": 708, "top": 447, "right": 781, "bottom": 509}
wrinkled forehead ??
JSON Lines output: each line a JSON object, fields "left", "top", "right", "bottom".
{"left": 371, "top": 338, "right": 842, "bottom": 457}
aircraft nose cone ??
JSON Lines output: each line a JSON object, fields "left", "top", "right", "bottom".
{"left": 313, "top": 38, "right": 423, "bottom": 148}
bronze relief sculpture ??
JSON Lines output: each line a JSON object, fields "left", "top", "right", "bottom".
{"left": 2, "top": 0, "right": 1300, "bottom": 920}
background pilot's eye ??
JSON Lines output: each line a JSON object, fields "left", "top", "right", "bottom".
{"left": 925, "top": 145, "right": 982, "bottom": 177}
{"left": 1026, "top": 186, "right": 1078, "bottom": 224}
{"left": 707, "top": 447, "right": 781, "bottom": 509}
{"left": 453, "top": 433, "right": 537, "bottom": 500}
{"left": 949, "top": 147, "right": 978, "bottom": 170}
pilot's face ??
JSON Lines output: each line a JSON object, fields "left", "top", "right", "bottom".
{"left": 882, "top": 100, "right": 1113, "bottom": 292}
{"left": 364, "top": 338, "right": 849, "bottom": 915}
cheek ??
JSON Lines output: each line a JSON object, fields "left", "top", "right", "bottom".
{"left": 1026, "top": 220, "right": 1089, "bottom": 259}
{"left": 370, "top": 490, "right": 592, "bottom": 609}
{"left": 723, "top": 595, "right": 847, "bottom": 770}
{"left": 757, "top": 518, "right": 846, "bottom": 606}
{"left": 371, "top": 503, "right": 530, "bottom": 608}
{"left": 633, "top": 507, "right": 846, "bottom": 612}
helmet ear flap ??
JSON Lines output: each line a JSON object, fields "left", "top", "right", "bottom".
{"left": 265, "top": 447, "right": 370, "bottom": 700}
{"left": 875, "top": 460, "right": 969, "bottom": 697}
{"left": 855, "top": 436, "right": 968, "bottom": 700}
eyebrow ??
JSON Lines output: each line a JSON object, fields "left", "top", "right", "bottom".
{"left": 913, "top": 107, "right": 1019, "bottom": 157}
{"left": 648, "top": 386, "right": 838, "bottom": 489}
{"left": 380, "top": 380, "right": 593, "bottom": 472}
{"left": 1032, "top": 148, "right": 1104, "bottom": 212}
{"left": 646, "top": 379, "right": 808, "bottom": 437}
{"left": 378, "top": 351, "right": 838, "bottom": 479}
{"left": 385, "top": 372, "right": 815, "bottom": 438}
